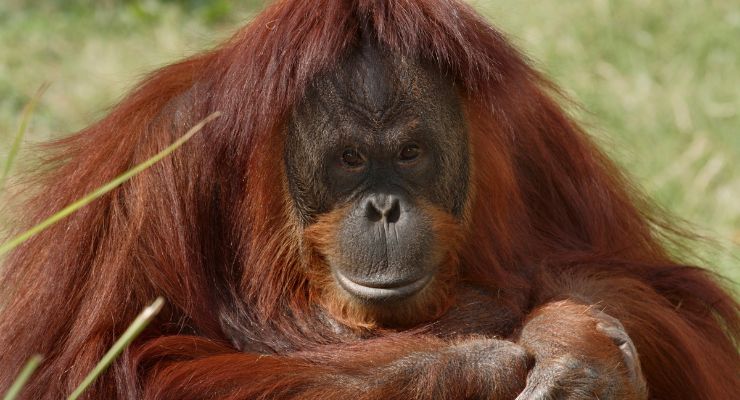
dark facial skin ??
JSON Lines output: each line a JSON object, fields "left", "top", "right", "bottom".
{"left": 285, "top": 41, "right": 469, "bottom": 304}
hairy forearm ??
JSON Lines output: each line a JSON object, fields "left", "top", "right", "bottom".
{"left": 139, "top": 334, "right": 529, "bottom": 400}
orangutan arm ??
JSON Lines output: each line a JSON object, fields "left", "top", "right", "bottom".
{"left": 139, "top": 334, "right": 529, "bottom": 400}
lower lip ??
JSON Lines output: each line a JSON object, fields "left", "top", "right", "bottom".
{"left": 334, "top": 271, "right": 433, "bottom": 301}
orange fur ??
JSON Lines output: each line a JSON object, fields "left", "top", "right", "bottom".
{"left": 0, "top": 0, "right": 737, "bottom": 399}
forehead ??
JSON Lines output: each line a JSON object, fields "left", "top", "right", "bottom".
{"left": 294, "top": 42, "right": 462, "bottom": 137}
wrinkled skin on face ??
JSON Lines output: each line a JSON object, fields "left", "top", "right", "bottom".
{"left": 285, "top": 41, "right": 469, "bottom": 309}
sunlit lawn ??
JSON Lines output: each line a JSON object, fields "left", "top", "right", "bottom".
{"left": 1, "top": 0, "right": 738, "bottom": 284}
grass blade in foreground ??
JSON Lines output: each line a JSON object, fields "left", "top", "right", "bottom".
{"left": 67, "top": 297, "right": 165, "bottom": 400}
{"left": 0, "top": 83, "right": 50, "bottom": 191}
{"left": 2, "top": 354, "right": 43, "bottom": 400}
{"left": 0, "top": 111, "right": 221, "bottom": 256}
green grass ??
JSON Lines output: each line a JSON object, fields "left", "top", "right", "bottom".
{"left": 1, "top": 0, "right": 738, "bottom": 283}
{"left": 66, "top": 297, "right": 164, "bottom": 400}
{"left": 478, "top": 0, "right": 740, "bottom": 283}
{"left": 0, "top": 112, "right": 219, "bottom": 256}
{"left": 3, "top": 355, "right": 42, "bottom": 400}
{"left": 3, "top": 298, "right": 164, "bottom": 399}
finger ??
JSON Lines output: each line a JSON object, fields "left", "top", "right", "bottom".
{"left": 596, "top": 320, "right": 647, "bottom": 394}
{"left": 515, "top": 357, "right": 599, "bottom": 400}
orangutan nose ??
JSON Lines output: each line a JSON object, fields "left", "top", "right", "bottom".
{"left": 364, "top": 194, "right": 402, "bottom": 224}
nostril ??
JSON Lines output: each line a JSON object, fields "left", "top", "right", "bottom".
{"left": 365, "top": 200, "right": 383, "bottom": 222}
{"left": 386, "top": 198, "right": 401, "bottom": 223}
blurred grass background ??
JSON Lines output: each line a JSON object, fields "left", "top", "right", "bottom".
{"left": 0, "top": 0, "right": 738, "bottom": 283}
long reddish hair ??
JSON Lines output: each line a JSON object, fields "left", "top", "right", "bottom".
{"left": 1, "top": 0, "right": 737, "bottom": 398}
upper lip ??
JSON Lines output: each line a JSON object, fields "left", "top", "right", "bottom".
{"left": 334, "top": 271, "right": 432, "bottom": 301}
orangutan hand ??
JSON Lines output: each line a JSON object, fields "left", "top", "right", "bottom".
{"left": 516, "top": 300, "right": 648, "bottom": 400}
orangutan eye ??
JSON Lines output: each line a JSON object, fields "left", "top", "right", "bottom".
{"left": 399, "top": 144, "right": 421, "bottom": 161}
{"left": 341, "top": 148, "right": 365, "bottom": 168}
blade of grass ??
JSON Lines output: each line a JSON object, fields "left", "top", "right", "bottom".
{"left": 0, "top": 111, "right": 221, "bottom": 256}
{"left": 67, "top": 297, "right": 165, "bottom": 400}
{"left": 2, "top": 354, "right": 43, "bottom": 400}
{"left": 0, "top": 83, "right": 50, "bottom": 192}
